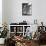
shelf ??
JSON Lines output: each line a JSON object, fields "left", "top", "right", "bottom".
{"left": 9, "top": 25, "right": 31, "bottom": 26}
{"left": 10, "top": 32, "right": 23, "bottom": 33}
{"left": 16, "top": 32, "right": 23, "bottom": 33}
{"left": 9, "top": 25, "right": 31, "bottom": 36}
{"left": 10, "top": 32, "right": 15, "bottom": 33}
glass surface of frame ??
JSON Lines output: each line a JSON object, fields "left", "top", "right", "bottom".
{"left": 22, "top": 2, "right": 32, "bottom": 16}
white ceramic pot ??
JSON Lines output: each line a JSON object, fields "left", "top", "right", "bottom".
{"left": 0, "top": 38, "right": 5, "bottom": 44}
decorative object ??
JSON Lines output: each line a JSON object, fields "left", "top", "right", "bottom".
{"left": 22, "top": 2, "right": 32, "bottom": 16}
{"left": 0, "top": 23, "right": 9, "bottom": 38}
{"left": 34, "top": 19, "right": 37, "bottom": 24}
{"left": 26, "top": 27, "right": 32, "bottom": 40}
{"left": 0, "top": 22, "right": 9, "bottom": 44}
{"left": 0, "top": 38, "right": 5, "bottom": 44}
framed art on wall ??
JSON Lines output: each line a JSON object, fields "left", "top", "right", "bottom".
{"left": 22, "top": 2, "right": 32, "bottom": 16}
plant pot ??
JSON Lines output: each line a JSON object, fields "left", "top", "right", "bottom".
{"left": 0, "top": 38, "right": 5, "bottom": 44}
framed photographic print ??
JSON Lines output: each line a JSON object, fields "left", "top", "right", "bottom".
{"left": 22, "top": 2, "right": 32, "bottom": 16}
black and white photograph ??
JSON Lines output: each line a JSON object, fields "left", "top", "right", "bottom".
{"left": 22, "top": 2, "right": 32, "bottom": 16}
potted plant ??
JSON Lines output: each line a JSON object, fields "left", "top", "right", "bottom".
{"left": 0, "top": 23, "right": 9, "bottom": 44}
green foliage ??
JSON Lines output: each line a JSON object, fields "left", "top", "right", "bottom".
{"left": 0, "top": 23, "right": 9, "bottom": 38}
{"left": 0, "top": 28, "right": 8, "bottom": 38}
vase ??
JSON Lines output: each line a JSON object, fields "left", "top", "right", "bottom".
{"left": 0, "top": 38, "right": 5, "bottom": 44}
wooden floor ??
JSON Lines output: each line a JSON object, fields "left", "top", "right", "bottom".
{"left": 0, "top": 44, "right": 46, "bottom": 46}
{"left": 31, "top": 40, "right": 46, "bottom": 46}
{"left": 0, "top": 44, "right": 4, "bottom": 46}
{"left": 40, "top": 45, "right": 46, "bottom": 46}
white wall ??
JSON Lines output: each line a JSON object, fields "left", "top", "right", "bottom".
{"left": 33, "top": 0, "right": 46, "bottom": 26}
{"left": 0, "top": 0, "right": 2, "bottom": 27}
{"left": 7, "top": 0, "right": 33, "bottom": 24}
{"left": 2, "top": 0, "right": 46, "bottom": 26}
{"left": 2, "top": 0, "right": 8, "bottom": 24}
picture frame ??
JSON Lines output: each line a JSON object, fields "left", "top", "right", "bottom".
{"left": 22, "top": 2, "right": 32, "bottom": 16}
